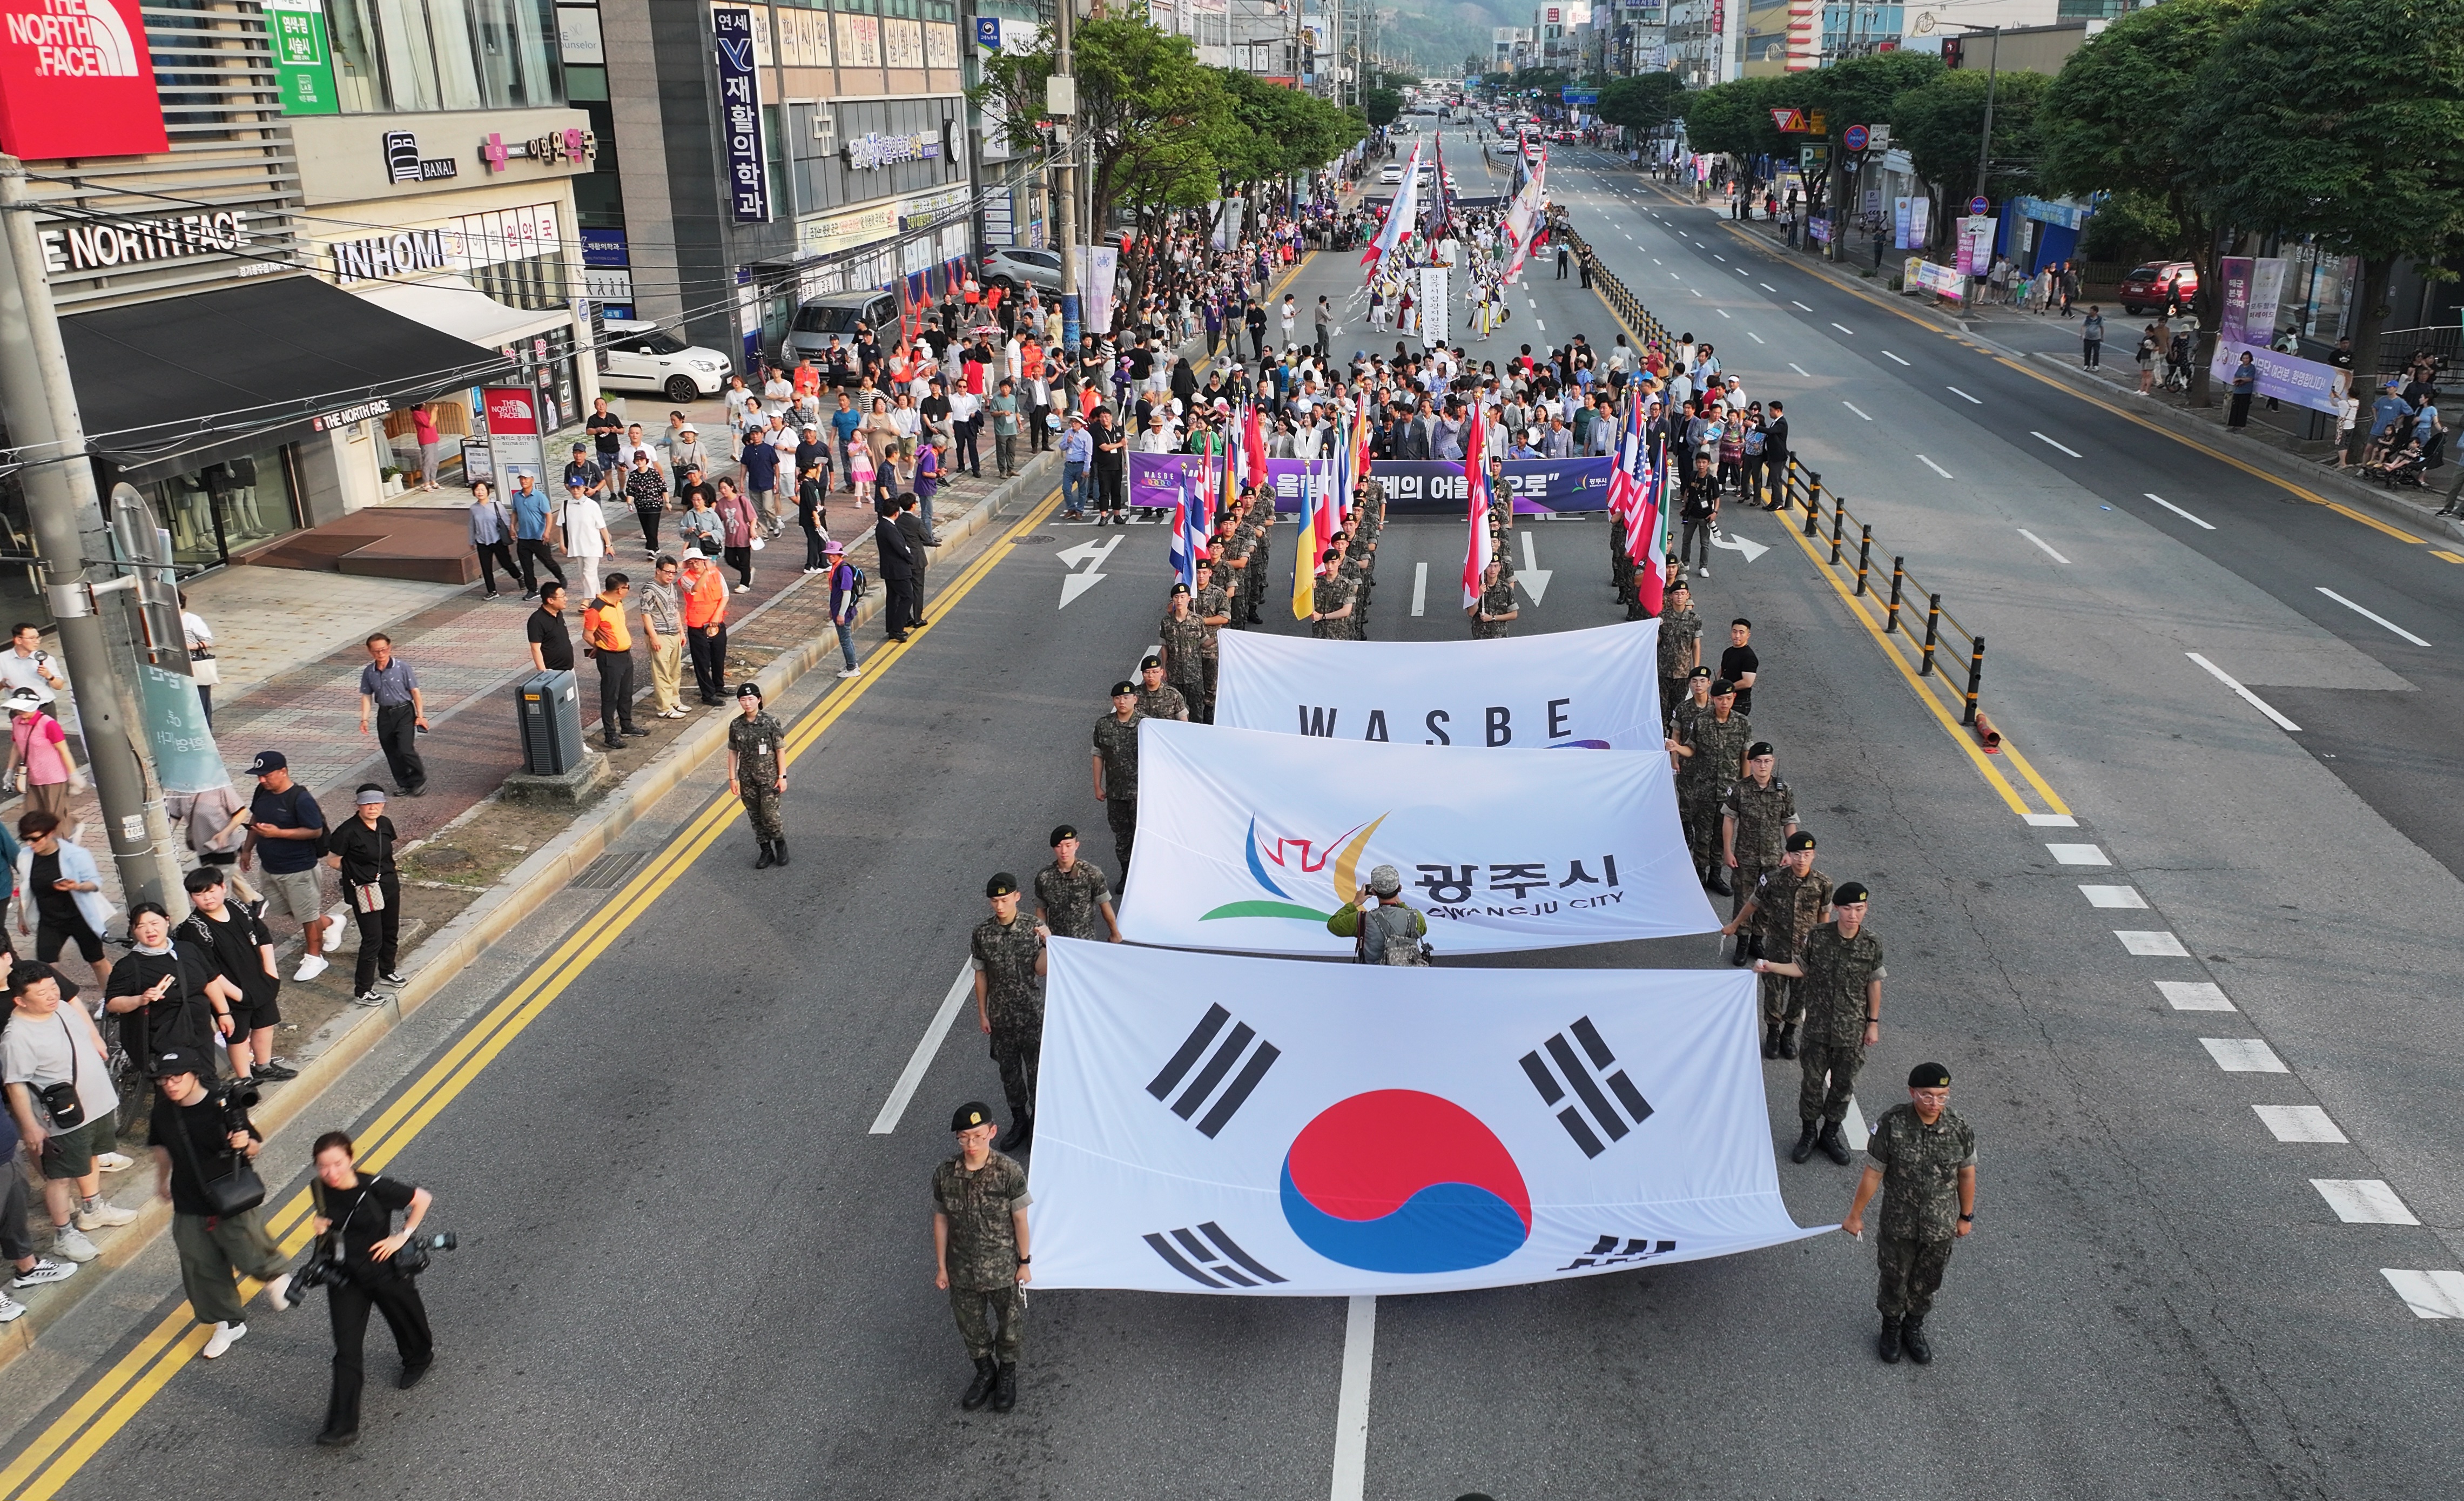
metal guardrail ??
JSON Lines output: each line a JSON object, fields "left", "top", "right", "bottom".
{"left": 1564, "top": 219, "right": 1996, "bottom": 739}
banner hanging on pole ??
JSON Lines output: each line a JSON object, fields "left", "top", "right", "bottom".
{"left": 1029, "top": 938, "right": 1826, "bottom": 1296}
{"left": 1117, "top": 720, "right": 1714, "bottom": 956}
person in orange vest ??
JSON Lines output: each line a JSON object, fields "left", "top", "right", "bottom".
{"left": 679, "top": 554, "right": 730, "bottom": 706}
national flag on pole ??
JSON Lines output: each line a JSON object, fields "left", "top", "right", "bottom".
{"left": 1462, "top": 404, "right": 1493, "bottom": 608}
{"left": 1362, "top": 140, "right": 1425, "bottom": 276}
{"left": 1172, "top": 478, "right": 1206, "bottom": 591}
{"left": 1314, "top": 450, "right": 1338, "bottom": 559}
{"left": 1291, "top": 465, "right": 1318, "bottom": 620}
{"left": 1243, "top": 402, "right": 1269, "bottom": 486}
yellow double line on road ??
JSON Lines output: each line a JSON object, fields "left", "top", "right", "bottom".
{"left": 0, "top": 485, "right": 1061, "bottom": 1501}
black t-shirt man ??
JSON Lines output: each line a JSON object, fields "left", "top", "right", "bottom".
{"left": 147, "top": 1087, "right": 248, "bottom": 1217}
{"left": 527, "top": 606, "right": 575, "bottom": 672}
{"left": 1127, "top": 346, "right": 1155, "bottom": 385}
{"left": 183, "top": 903, "right": 279, "bottom": 1022}
{"left": 1720, "top": 641, "right": 1761, "bottom": 717}
{"left": 586, "top": 407, "right": 625, "bottom": 457}
{"left": 107, "top": 942, "right": 223, "bottom": 1073}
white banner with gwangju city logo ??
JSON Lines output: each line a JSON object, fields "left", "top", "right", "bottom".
{"left": 1117, "top": 720, "right": 1714, "bottom": 956}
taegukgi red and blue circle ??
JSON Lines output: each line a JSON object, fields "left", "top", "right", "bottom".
{"left": 1279, "top": 1089, "right": 1533, "bottom": 1273}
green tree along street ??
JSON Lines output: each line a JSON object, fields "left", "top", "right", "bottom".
{"left": 1364, "top": 87, "right": 1406, "bottom": 129}
{"left": 1801, "top": 52, "right": 1943, "bottom": 257}
{"left": 1886, "top": 69, "right": 2048, "bottom": 233}
{"left": 2177, "top": 0, "right": 2464, "bottom": 436}
{"left": 1598, "top": 71, "right": 1688, "bottom": 140}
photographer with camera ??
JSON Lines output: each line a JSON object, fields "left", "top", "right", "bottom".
{"left": 300, "top": 1130, "right": 435, "bottom": 1446}
{"left": 146, "top": 1047, "right": 292, "bottom": 1359}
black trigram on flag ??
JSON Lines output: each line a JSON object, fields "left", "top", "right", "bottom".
{"left": 1148, "top": 1002, "right": 1281, "bottom": 1137}
{"left": 1143, "top": 1223, "right": 1289, "bottom": 1288}
{"left": 1520, "top": 1015, "right": 1654, "bottom": 1158}
{"left": 1557, "top": 1235, "right": 1677, "bottom": 1272}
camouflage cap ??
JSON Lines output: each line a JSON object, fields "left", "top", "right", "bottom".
{"left": 1366, "top": 864, "right": 1403, "bottom": 897}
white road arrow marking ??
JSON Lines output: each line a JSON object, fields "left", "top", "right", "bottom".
{"left": 1517, "top": 529, "right": 1553, "bottom": 605}
{"left": 1055, "top": 531, "right": 1123, "bottom": 609}
{"left": 1709, "top": 526, "right": 1769, "bottom": 562}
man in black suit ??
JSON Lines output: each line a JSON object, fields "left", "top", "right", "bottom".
{"left": 1392, "top": 397, "right": 1431, "bottom": 460}
{"left": 1760, "top": 401, "right": 1790, "bottom": 511}
{"left": 874, "top": 497, "right": 920, "bottom": 641}
{"left": 896, "top": 493, "right": 938, "bottom": 629}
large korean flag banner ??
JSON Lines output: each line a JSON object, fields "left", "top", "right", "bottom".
{"left": 1215, "top": 619, "right": 1665, "bottom": 751}
{"left": 1119, "top": 720, "right": 1714, "bottom": 955}
{"left": 1031, "top": 939, "right": 1826, "bottom": 1296}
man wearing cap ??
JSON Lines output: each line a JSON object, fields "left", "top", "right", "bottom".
{"left": 1193, "top": 562, "right": 1233, "bottom": 720}
{"left": 1755, "top": 880, "right": 1884, "bottom": 1166}
{"left": 1844, "top": 1062, "right": 1976, "bottom": 1364}
{"left": 1657, "top": 580, "right": 1701, "bottom": 706}
{"left": 241, "top": 752, "right": 344, "bottom": 983}
{"left": 1059, "top": 410, "right": 1093, "bottom": 521}
{"left": 726, "top": 684, "right": 789, "bottom": 869}
{"left": 1325, "top": 865, "right": 1430, "bottom": 964}
{"left": 1212, "top": 500, "right": 1253, "bottom": 629}
{"left": 1725, "top": 830, "right": 1829, "bottom": 1058}
{"left": 972, "top": 874, "right": 1049, "bottom": 1148}
{"left": 1721, "top": 741, "right": 1797, "bottom": 955}
{"left": 1133, "top": 655, "right": 1190, "bottom": 723}
{"left": 149, "top": 1047, "right": 294, "bottom": 1360}
{"left": 874, "top": 497, "right": 921, "bottom": 641}
{"left": 1033, "top": 826, "right": 1121, "bottom": 945}
{"left": 1158, "top": 586, "right": 1208, "bottom": 723}
{"left": 324, "top": 785, "right": 406, "bottom": 1008}
{"left": 1092, "top": 683, "right": 1145, "bottom": 876}
{"left": 933, "top": 1098, "right": 1031, "bottom": 1412}
{"left": 562, "top": 440, "right": 605, "bottom": 506}
{"left": 1673, "top": 681, "right": 1752, "bottom": 893}
{"left": 1665, "top": 664, "right": 1712, "bottom": 747}
{"left": 1467, "top": 555, "right": 1513, "bottom": 639}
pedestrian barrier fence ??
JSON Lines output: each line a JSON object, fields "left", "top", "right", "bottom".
{"left": 1561, "top": 215, "right": 1994, "bottom": 742}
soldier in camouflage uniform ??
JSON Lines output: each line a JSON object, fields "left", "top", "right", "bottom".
{"left": 1193, "top": 562, "right": 1233, "bottom": 721}
{"left": 1134, "top": 655, "right": 1190, "bottom": 722}
{"left": 1309, "top": 547, "right": 1357, "bottom": 639}
{"left": 1469, "top": 557, "right": 1518, "bottom": 638}
{"left": 1756, "top": 880, "right": 1884, "bottom": 1167}
{"left": 1211, "top": 510, "right": 1251, "bottom": 632}
{"left": 1335, "top": 533, "right": 1374, "bottom": 640}
{"left": 1092, "top": 682, "right": 1145, "bottom": 876}
{"left": 1721, "top": 739, "right": 1798, "bottom": 950}
{"left": 1665, "top": 664, "right": 1713, "bottom": 744}
{"left": 1674, "top": 680, "right": 1752, "bottom": 892}
{"left": 1348, "top": 484, "right": 1384, "bottom": 632}
{"left": 1244, "top": 489, "right": 1274, "bottom": 624}
{"left": 1034, "top": 824, "right": 1121, "bottom": 943}
{"left": 971, "top": 872, "right": 1049, "bottom": 1148}
{"left": 1325, "top": 864, "right": 1430, "bottom": 964}
{"left": 1657, "top": 580, "right": 1702, "bottom": 712}
{"left": 1843, "top": 1061, "right": 1975, "bottom": 1365}
{"left": 725, "top": 683, "right": 790, "bottom": 869}
{"left": 1159, "top": 585, "right": 1208, "bottom": 721}
{"left": 1725, "top": 829, "right": 1830, "bottom": 1058}
{"left": 933, "top": 1099, "right": 1032, "bottom": 1411}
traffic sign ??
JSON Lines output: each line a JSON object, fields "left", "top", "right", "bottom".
{"left": 1842, "top": 124, "right": 1868, "bottom": 152}
{"left": 1969, "top": 195, "right": 1990, "bottom": 216}
{"left": 1770, "top": 107, "right": 1806, "bottom": 132}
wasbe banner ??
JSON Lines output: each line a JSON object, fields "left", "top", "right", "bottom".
{"left": 1118, "top": 720, "right": 1715, "bottom": 955}
{"left": 1214, "top": 620, "right": 1665, "bottom": 752}
{"left": 1030, "top": 939, "right": 1824, "bottom": 1296}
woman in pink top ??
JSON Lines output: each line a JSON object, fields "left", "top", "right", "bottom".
{"left": 3, "top": 690, "right": 79, "bottom": 823}
{"left": 412, "top": 402, "right": 444, "bottom": 491}
{"left": 713, "top": 479, "right": 759, "bottom": 593}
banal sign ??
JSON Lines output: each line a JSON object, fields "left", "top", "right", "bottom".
{"left": 0, "top": 0, "right": 169, "bottom": 159}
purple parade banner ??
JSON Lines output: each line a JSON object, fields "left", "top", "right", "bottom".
{"left": 1128, "top": 453, "right": 1614, "bottom": 516}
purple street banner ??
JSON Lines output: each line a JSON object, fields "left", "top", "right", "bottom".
{"left": 1129, "top": 453, "right": 1613, "bottom": 516}
{"left": 2209, "top": 340, "right": 2351, "bottom": 417}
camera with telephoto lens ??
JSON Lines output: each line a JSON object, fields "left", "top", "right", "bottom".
{"left": 388, "top": 1230, "right": 457, "bottom": 1275}
{"left": 214, "top": 1076, "right": 260, "bottom": 1128}
{"left": 287, "top": 1244, "right": 346, "bottom": 1296}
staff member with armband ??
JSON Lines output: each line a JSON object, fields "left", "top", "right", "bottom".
{"left": 307, "top": 1130, "right": 435, "bottom": 1446}
{"left": 324, "top": 786, "right": 405, "bottom": 1011}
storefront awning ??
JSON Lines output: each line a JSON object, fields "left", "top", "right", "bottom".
{"left": 356, "top": 276, "right": 573, "bottom": 349}
{"left": 61, "top": 273, "right": 510, "bottom": 483}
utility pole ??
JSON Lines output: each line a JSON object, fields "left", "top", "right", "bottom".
{"left": 1972, "top": 24, "right": 2001, "bottom": 213}
{"left": 1052, "top": 0, "right": 1080, "bottom": 352}
{"left": 0, "top": 157, "right": 181, "bottom": 913}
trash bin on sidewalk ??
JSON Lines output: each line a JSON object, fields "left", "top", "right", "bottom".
{"left": 517, "top": 670, "right": 585, "bottom": 775}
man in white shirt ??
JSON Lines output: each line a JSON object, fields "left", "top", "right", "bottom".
{"left": 560, "top": 486, "right": 615, "bottom": 600}
{"left": 616, "top": 423, "right": 663, "bottom": 481}
{"left": 762, "top": 368, "right": 794, "bottom": 406}
{"left": 0, "top": 625, "right": 65, "bottom": 709}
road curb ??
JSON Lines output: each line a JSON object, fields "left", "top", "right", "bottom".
{"left": 0, "top": 453, "right": 1058, "bottom": 1376}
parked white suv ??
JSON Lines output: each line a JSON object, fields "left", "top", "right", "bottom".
{"left": 598, "top": 319, "right": 731, "bottom": 403}
{"left": 984, "top": 246, "right": 1066, "bottom": 294}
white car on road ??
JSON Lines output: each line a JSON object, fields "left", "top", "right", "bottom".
{"left": 598, "top": 319, "right": 731, "bottom": 403}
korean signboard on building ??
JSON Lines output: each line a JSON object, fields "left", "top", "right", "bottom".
{"left": 713, "top": 6, "right": 770, "bottom": 223}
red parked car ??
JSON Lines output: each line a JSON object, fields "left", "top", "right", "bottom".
{"left": 2118, "top": 261, "right": 2199, "bottom": 315}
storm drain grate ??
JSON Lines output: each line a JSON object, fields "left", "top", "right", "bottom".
{"left": 570, "top": 849, "right": 653, "bottom": 891}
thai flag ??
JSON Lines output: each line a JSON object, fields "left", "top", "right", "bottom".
{"left": 1462, "top": 403, "right": 1492, "bottom": 608}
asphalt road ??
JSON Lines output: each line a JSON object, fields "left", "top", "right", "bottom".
{"left": 10, "top": 131, "right": 2464, "bottom": 1499}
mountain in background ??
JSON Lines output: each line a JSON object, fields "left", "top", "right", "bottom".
{"left": 1378, "top": 0, "right": 1518, "bottom": 78}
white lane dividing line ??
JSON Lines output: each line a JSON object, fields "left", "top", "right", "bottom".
{"left": 2023, "top": 812, "right": 2078, "bottom": 827}
{"left": 1534, "top": 319, "right": 1546, "bottom": 331}
{"left": 1843, "top": 401, "right": 1873, "bottom": 421}
{"left": 2046, "top": 843, "right": 2108, "bottom": 866}
{"left": 1737, "top": 266, "right": 1751, "bottom": 276}
{"left": 1947, "top": 386, "right": 1982, "bottom": 404}
{"left": 2314, "top": 1180, "right": 2421, "bottom": 1226}
{"left": 1410, "top": 560, "right": 1428, "bottom": 617}
{"left": 1792, "top": 300, "right": 1814, "bottom": 311}
{"left": 1716, "top": 308, "right": 1730, "bottom": 319}
{"left": 1830, "top": 322, "right": 1855, "bottom": 336}
{"left": 2316, "top": 587, "right": 2432, "bottom": 646}
{"left": 1882, "top": 350, "right": 1911, "bottom": 366}
{"left": 2202, "top": 1038, "right": 2287, "bottom": 1073}
{"left": 2383, "top": 1270, "right": 2464, "bottom": 1319}
{"left": 2144, "top": 492, "right": 2216, "bottom": 529}
{"left": 1713, "top": 252, "right": 1726, "bottom": 261}
{"left": 2115, "top": 930, "right": 2190, "bottom": 957}
{"left": 1917, "top": 455, "right": 1953, "bottom": 479}
{"left": 2031, "top": 431, "right": 2084, "bottom": 458}
{"left": 870, "top": 961, "right": 976, "bottom": 1134}
{"left": 2018, "top": 529, "right": 2072, "bottom": 565}
{"left": 1651, "top": 257, "right": 1661, "bottom": 265}
{"left": 1760, "top": 282, "right": 1776, "bottom": 291}
{"left": 1747, "top": 331, "right": 1766, "bottom": 344}
{"left": 1788, "top": 362, "right": 1812, "bottom": 378}
{"left": 2185, "top": 651, "right": 2303, "bottom": 732}
{"left": 2256, "top": 1105, "right": 2348, "bottom": 1143}
{"left": 1329, "top": 1295, "right": 1377, "bottom": 1501}
{"left": 2157, "top": 981, "right": 2237, "bottom": 1012}
{"left": 2079, "top": 884, "right": 2146, "bottom": 909}
{"left": 1689, "top": 288, "right": 1702, "bottom": 297}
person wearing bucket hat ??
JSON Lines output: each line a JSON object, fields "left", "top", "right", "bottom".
{"left": 1843, "top": 1061, "right": 1975, "bottom": 1365}
{"left": 1325, "top": 864, "right": 1430, "bottom": 965}
{"left": 932, "top": 1098, "right": 1031, "bottom": 1412}
{"left": 1755, "top": 880, "right": 1883, "bottom": 1166}
{"left": 726, "top": 684, "right": 789, "bottom": 869}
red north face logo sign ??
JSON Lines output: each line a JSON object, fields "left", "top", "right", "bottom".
{"left": 0, "top": 0, "right": 169, "bottom": 160}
